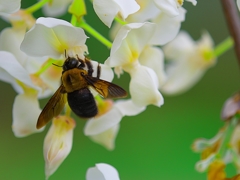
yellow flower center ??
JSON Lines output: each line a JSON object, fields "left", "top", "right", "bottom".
{"left": 177, "top": 0, "right": 184, "bottom": 6}
{"left": 130, "top": 50, "right": 139, "bottom": 63}
{"left": 53, "top": 116, "right": 76, "bottom": 132}
{"left": 16, "top": 80, "right": 38, "bottom": 96}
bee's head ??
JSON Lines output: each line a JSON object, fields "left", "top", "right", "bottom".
{"left": 63, "top": 57, "right": 79, "bottom": 71}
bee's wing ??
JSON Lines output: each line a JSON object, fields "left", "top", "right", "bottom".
{"left": 37, "top": 84, "right": 67, "bottom": 129}
{"left": 83, "top": 75, "right": 127, "bottom": 98}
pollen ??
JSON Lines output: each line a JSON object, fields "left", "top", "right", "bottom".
{"left": 53, "top": 116, "right": 76, "bottom": 132}
{"left": 177, "top": 0, "right": 184, "bottom": 6}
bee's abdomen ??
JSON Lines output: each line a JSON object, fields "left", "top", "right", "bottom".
{"left": 67, "top": 88, "right": 98, "bottom": 118}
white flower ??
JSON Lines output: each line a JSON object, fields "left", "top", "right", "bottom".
{"left": 12, "top": 92, "right": 43, "bottom": 137}
{"left": 93, "top": 0, "right": 140, "bottom": 27}
{"left": 84, "top": 99, "right": 146, "bottom": 150}
{"left": 0, "top": 27, "right": 61, "bottom": 137}
{"left": 149, "top": 7, "right": 186, "bottom": 45}
{"left": 89, "top": 124, "right": 120, "bottom": 151}
{"left": 86, "top": 163, "right": 120, "bottom": 180}
{"left": 44, "top": 115, "right": 75, "bottom": 179}
{"left": 153, "top": 0, "right": 197, "bottom": 17}
{"left": 42, "top": 0, "right": 73, "bottom": 17}
{"left": 105, "top": 22, "right": 164, "bottom": 107}
{"left": 195, "top": 154, "right": 216, "bottom": 172}
{"left": 126, "top": 0, "right": 160, "bottom": 22}
{"left": 110, "top": 1, "right": 186, "bottom": 46}
{"left": 0, "top": 0, "right": 21, "bottom": 15}
{"left": 161, "top": 31, "right": 216, "bottom": 95}
{"left": 0, "top": 51, "right": 45, "bottom": 137}
{"left": 20, "top": 17, "right": 88, "bottom": 59}
{"left": 139, "top": 46, "right": 166, "bottom": 88}
{"left": 1, "top": 10, "right": 36, "bottom": 31}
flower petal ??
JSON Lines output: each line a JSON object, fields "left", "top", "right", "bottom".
{"left": 149, "top": 7, "right": 186, "bottom": 45}
{"left": 93, "top": 0, "right": 139, "bottom": 27}
{"left": 127, "top": 0, "right": 159, "bottom": 22}
{"left": 0, "top": 51, "right": 38, "bottom": 92}
{"left": 20, "top": 17, "right": 88, "bottom": 59}
{"left": 115, "top": 99, "right": 146, "bottom": 116}
{"left": 195, "top": 154, "right": 216, "bottom": 172}
{"left": 161, "top": 61, "right": 205, "bottom": 95}
{"left": 161, "top": 31, "right": 215, "bottom": 95}
{"left": 0, "top": 28, "right": 26, "bottom": 65}
{"left": 153, "top": 0, "right": 179, "bottom": 17}
{"left": 129, "top": 64, "right": 164, "bottom": 107}
{"left": 86, "top": 163, "right": 120, "bottom": 180}
{"left": 163, "top": 31, "right": 195, "bottom": 61}
{"left": 139, "top": 46, "right": 167, "bottom": 87}
{"left": 238, "top": 0, "right": 240, "bottom": 11}
{"left": 89, "top": 124, "right": 120, "bottom": 150}
{"left": 84, "top": 106, "right": 122, "bottom": 135}
{"left": 114, "top": 0, "right": 140, "bottom": 19}
{"left": 0, "top": 0, "right": 20, "bottom": 14}
{"left": 93, "top": 0, "right": 120, "bottom": 28}
{"left": 0, "top": 28, "right": 47, "bottom": 73}
{"left": 186, "top": 0, "right": 197, "bottom": 6}
{"left": 90, "top": 60, "right": 114, "bottom": 82}
{"left": 12, "top": 93, "right": 44, "bottom": 137}
{"left": 42, "top": 0, "right": 72, "bottom": 17}
{"left": 105, "top": 22, "right": 156, "bottom": 68}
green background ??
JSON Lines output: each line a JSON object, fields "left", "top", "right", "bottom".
{"left": 0, "top": 0, "right": 239, "bottom": 179}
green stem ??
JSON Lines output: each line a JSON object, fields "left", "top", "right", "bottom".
{"left": 218, "top": 116, "right": 237, "bottom": 158}
{"left": 34, "top": 59, "right": 58, "bottom": 76}
{"left": 115, "top": 17, "right": 127, "bottom": 25}
{"left": 213, "top": 37, "right": 234, "bottom": 57}
{"left": 71, "top": 15, "right": 77, "bottom": 27}
{"left": 78, "top": 20, "right": 112, "bottom": 48}
{"left": 25, "top": 0, "right": 50, "bottom": 14}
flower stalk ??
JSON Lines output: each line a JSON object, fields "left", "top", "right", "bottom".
{"left": 25, "top": 0, "right": 50, "bottom": 14}
{"left": 78, "top": 20, "right": 112, "bottom": 48}
{"left": 213, "top": 37, "right": 234, "bottom": 57}
{"left": 114, "top": 17, "right": 127, "bottom": 25}
{"left": 34, "top": 59, "right": 58, "bottom": 76}
{"left": 217, "top": 116, "right": 237, "bottom": 158}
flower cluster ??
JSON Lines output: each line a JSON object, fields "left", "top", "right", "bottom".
{"left": 192, "top": 92, "right": 240, "bottom": 179}
{"left": 1, "top": 0, "right": 235, "bottom": 179}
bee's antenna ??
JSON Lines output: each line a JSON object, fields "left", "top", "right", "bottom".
{"left": 64, "top": 49, "right": 67, "bottom": 58}
{"left": 52, "top": 63, "right": 63, "bottom": 67}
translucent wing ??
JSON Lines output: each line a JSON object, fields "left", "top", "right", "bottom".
{"left": 83, "top": 75, "right": 127, "bottom": 98}
{"left": 37, "top": 84, "right": 67, "bottom": 129}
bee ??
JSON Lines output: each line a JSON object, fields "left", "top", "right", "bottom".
{"left": 36, "top": 56, "right": 127, "bottom": 129}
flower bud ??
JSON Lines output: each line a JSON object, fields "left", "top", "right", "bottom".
{"left": 221, "top": 92, "right": 240, "bottom": 120}
{"left": 44, "top": 115, "right": 75, "bottom": 179}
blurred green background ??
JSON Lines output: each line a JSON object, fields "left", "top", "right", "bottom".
{"left": 0, "top": 0, "right": 239, "bottom": 180}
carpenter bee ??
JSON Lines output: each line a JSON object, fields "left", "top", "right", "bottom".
{"left": 36, "top": 56, "right": 127, "bottom": 129}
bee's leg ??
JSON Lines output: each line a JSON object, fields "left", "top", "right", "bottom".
{"left": 85, "top": 58, "right": 94, "bottom": 76}
{"left": 97, "top": 63, "right": 101, "bottom": 79}
{"left": 76, "top": 55, "right": 85, "bottom": 69}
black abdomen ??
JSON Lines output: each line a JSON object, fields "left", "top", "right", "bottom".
{"left": 67, "top": 88, "right": 98, "bottom": 118}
